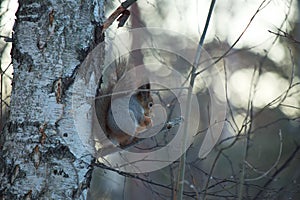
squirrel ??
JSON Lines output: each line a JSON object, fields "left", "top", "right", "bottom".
{"left": 94, "top": 58, "right": 154, "bottom": 149}
{"left": 106, "top": 83, "right": 153, "bottom": 147}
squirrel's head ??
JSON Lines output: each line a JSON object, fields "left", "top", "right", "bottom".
{"left": 136, "top": 83, "right": 153, "bottom": 117}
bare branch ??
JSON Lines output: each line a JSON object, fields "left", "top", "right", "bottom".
{"left": 268, "top": 29, "right": 300, "bottom": 44}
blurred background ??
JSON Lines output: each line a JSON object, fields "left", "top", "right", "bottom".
{"left": 1, "top": 0, "right": 300, "bottom": 199}
{"left": 90, "top": 0, "right": 300, "bottom": 199}
{"left": 0, "top": 0, "right": 16, "bottom": 130}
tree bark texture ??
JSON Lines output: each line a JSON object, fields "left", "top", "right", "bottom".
{"left": 0, "top": 0, "right": 104, "bottom": 199}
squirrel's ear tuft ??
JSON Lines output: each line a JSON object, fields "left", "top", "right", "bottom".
{"left": 136, "top": 83, "right": 152, "bottom": 108}
{"left": 138, "top": 83, "right": 151, "bottom": 92}
{"left": 140, "top": 83, "right": 150, "bottom": 90}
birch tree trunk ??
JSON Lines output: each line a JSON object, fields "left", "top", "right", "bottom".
{"left": 0, "top": 0, "right": 104, "bottom": 199}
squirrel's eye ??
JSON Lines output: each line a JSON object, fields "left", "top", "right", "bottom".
{"left": 148, "top": 102, "right": 153, "bottom": 108}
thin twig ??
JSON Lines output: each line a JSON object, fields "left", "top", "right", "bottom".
{"left": 176, "top": 1, "right": 216, "bottom": 200}
{"left": 268, "top": 29, "right": 300, "bottom": 44}
{"left": 238, "top": 63, "right": 259, "bottom": 200}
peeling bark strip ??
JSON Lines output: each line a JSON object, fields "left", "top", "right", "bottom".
{"left": 31, "top": 145, "right": 42, "bottom": 169}
{"left": 54, "top": 77, "right": 63, "bottom": 103}
{"left": 100, "top": 0, "right": 137, "bottom": 33}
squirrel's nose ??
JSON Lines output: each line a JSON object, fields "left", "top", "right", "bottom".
{"left": 143, "top": 116, "right": 152, "bottom": 127}
{"left": 136, "top": 115, "right": 152, "bottom": 133}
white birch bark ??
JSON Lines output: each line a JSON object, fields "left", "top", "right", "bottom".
{"left": 0, "top": 0, "right": 104, "bottom": 199}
